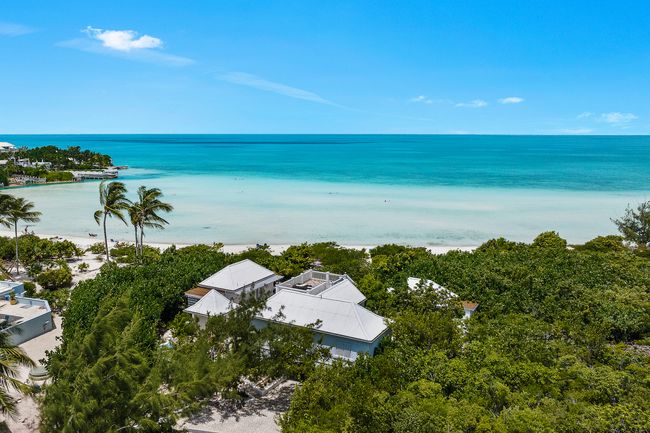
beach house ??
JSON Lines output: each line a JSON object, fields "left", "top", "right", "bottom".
{"left": 253, "top": 289, "right": 388, "bottom": 361}
{"left": 184, "top": 263, "right": 388, "bottom": 360}
{"left": 187, "top": 259, "right": 283, "bottom": 303}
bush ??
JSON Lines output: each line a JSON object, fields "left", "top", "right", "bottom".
{"left": 579, "top": 235, "right": 627, "bottom": 253}
{"left": 45, "top": 171, "right": 74, "bottom": 182}
{"left": 36, "top": 263, "right": 72, "bottom": 290}
{"left": 87, "top": 243, "right": 106, "bottom": 254}
{"left": 532, "top": 231, "right": 567, "bottom": 249}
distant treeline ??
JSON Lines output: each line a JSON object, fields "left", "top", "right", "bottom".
{"left": 14, "top": 145, "right": 112, "bottom": 169}
{"left": 0, "top": 145, "right": 113, "bottom": 185}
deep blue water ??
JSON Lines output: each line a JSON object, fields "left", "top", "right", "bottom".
{"left": 3, "top": 134, "right": 650, "bottom": 191}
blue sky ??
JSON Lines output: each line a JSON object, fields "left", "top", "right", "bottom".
{"left": 1, "top": 0, "right": 649, "bottom": 134}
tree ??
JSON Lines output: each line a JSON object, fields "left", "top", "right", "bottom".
{"left": 0, "top": 195, "right": 41, "bottom": 274}
{"left": 133, "top": 186, "right": 173, "bottom": 258}
{"left": 93, "top": 181, "right": 129, "bottom": 262}
{"left": 0, "top": 330, "right": 35, "bottom": 416}
{"left": 127, "top": 202, "right": 141, "bottom": 257}
{"left": 612, "top": 201, "right": 650, "bottom": 248}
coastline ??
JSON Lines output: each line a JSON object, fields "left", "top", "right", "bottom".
{"left": 0, "top": 229, "right": 477, "bottom": 255}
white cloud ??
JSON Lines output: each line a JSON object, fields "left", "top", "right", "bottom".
{"left": 59, "top": 27, "right": 192, "bottom": 66}
{"left": 498, "top": 96, "right": 524, "bottom": 104}
{"left": 600, "top": 112, "right": 638, "bottom": 124}
{"left": 0, "top": 22, "right": 35, "bottom": 36}
{"left": 577, "top": 112, "right": 592, "bottom": 119}
{"left": 560, "top": 128, "right": 592, "bottom": 134}
{"left": 216, "top": 72, "right": 337, "bottom": 106}
{"left": 83, "top": 26, "right": 162, "bottom": 51}
{"left": 455, "top": 99, "right": 487, "bottom": 108}
{"left": 409, "top": 95, "right": 433, "bottom": 104}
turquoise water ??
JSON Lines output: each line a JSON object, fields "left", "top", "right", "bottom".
{"left": 2, "top": 135, "right": 650, "bottom": 245}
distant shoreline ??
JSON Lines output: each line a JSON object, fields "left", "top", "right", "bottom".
{"left": 0, "top": 229, "right": 478, "bottom": 255}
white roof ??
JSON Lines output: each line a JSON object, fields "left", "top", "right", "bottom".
{"left": 319, "top": 277, "right": 366, "bottom": 304}
{"left": 199, "top": 259, "right": 281, "bottom": 292}
{"left": 407, "top": 277, "right": 457, "bottom": 300}
{"left": 184, "top": 289, "right": 237, "bottom": 316}
{"left": 257, "top": 290, "right": 387, "bottom": 342}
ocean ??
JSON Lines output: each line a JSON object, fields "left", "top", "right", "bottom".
{"left": 2, "top": 134, "right": 649, "bottom": 246}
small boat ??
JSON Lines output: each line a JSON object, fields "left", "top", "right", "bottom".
{"left": 88, "top": 233, "right": 98, "bottom": 237}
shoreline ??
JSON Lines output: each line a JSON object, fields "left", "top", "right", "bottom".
{"left": 0, "top": 229, "right": 478, "bottom": 255}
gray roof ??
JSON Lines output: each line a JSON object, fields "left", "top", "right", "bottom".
{"left": 257, "top": 290, "right": 387, "bottom": 343}
{"left": 199, "top": 259, "right": 281, "bottom": 292}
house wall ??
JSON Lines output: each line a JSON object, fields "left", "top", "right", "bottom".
{"left": 1, "top": 297, "right": 54, "bottom": 345}
{"left": 7, "top": 312, "right": 54, "bottom": 345}
{"left": 252, "top": 318, "right": 385, "bottom": 361}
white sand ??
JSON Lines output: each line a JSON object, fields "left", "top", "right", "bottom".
{"left": 0, "top": 229, "right": 476, "bottom": 255}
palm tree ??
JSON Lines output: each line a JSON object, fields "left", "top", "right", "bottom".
{"left": 0, "top": 331, "right": 35, "bottom": 416}
{"left": 0, "top": 196, "right": 41, "bottom": 275}
{"left": 128, "top": 202, "right": 142, "bottom": 257}
{"left": 93, "top": 181, "right": 129, "bottom": 262}
{"left": 134, "top": 186, "right": 173, "bottom": 257}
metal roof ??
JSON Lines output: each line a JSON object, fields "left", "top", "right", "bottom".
{"left": 198, "top": 259, "right": 281, "bottom": 292}
{"left": 257, "top": 290, "right": 387, "bottom": 343}
{"left": 318, "top": 276, "right": 366, "bottom": 304}
{"left": 184, "top": 289, "right": 238, "bottom": 317}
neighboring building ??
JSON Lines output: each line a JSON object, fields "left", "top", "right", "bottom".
{"left": 0, "top": 142, "right": 16, "bottom": 153}
{"left": 405, "top": 277, "right": 479, "bottom": 319}
{"left": 197, "top": 259, "right": 283, "bottom": 302}
{"left": 253, "top": 290, "right": 388, "bottom": 361}
{"left": 276, "top": 269, "right": 366, "bottom": 305}
{"left": 0, "top": 281, "right": 25, "bottom": 300}
{"left": 185, "top": 289, "right": 238, "bottom": 328}
{"left": 184, "top": 287, "right": 211, "bottom": 307}
{"left": 0, "top": 296, "right": 53, "bottom": 345}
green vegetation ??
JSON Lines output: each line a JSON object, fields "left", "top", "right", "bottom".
{"left": 128, "top": 185, "right": 174, "bottom": 259}
{"left": 35, "top": 262, "right": 73, "bottom": 290}
{"left": 0, "top": 145, "right": 113, "bottom": 186}
{"left": 0, "top": 194, "right": 41, "bottom": 274}
{"left": 0, "top": 330, "right": 34, "bottom": 416}
{"left": 40, "top": 244, "right": 327, "bottom": 432}
{"left": 37, "top": 233, "right": 650, "bottom": 432}
{"left": 44, "top": 171, "right": 74, "bottom": 182}
{"left": 13, "top": 145, "right": 112, "bottom": 170}
{"left": 613, "top": 201, "right": 650, "bottom": 249}
{"left": 93, "top": 180, "right": 130, "bottom": 262}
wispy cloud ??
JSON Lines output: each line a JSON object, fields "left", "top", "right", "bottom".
{"left": 600, "top": 112, "right": 637, "bottom": 124}
{"left": 577, "top": 112, "right": 592, "bottom": 119}
{"left": 498, "top": 96, "right": 524, "bottom": 104}
{"left": 455, "top": 99, "right": 487, "bottom": 108}
{"left": 0, "top": 22, "right": 36, "bottom": 36}
{"left": 409, "top": 95, "right": 433, "bottom": 104}
{"left": 83, "top": 26, "right": 162, "bottom": 51}
{"left": 216, "top": 72, "right": 337, "bottom": 106}
{"left": 560, "top": 128, "right": 592, "bottom": 134}
{"left": 58, "top": 26, "right": 193, "bottom": 66}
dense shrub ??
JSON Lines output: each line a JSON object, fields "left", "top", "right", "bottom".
{"left": 36, "top": 263, "right": 72, "bottom": 290}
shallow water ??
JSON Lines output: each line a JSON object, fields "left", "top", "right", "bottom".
{"left": 2, "top": 135, "right": 649, "bottom": 245}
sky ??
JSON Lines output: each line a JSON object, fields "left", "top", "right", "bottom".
{"left": 1, "top": 0, "right": 649, "bottom": 134}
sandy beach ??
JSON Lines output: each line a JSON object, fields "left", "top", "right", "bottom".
{"left": 0, "top": 229, "right": 477, "bottom": 255}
